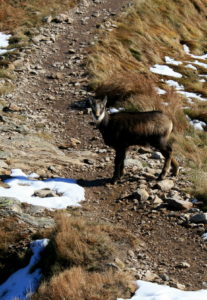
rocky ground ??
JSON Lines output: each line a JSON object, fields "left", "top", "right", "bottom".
{"left": 0, "top": 0, "right": 207, "bottom": 293}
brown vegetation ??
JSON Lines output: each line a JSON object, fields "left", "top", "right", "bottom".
{"left": 0, "top": 217, "right": 31, "bottom": 284}
{"left": 32, "top": 266, "right": 135, "bottom": 300}
{"left": 0, "top": 0, "right": 78, "bottom": 32}
{"left": 32, "top": 213, "right": 138, "bottom": 299}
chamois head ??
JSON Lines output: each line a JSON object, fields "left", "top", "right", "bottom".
{"left": 89, "top": 97, "right": 107, "bottom": 124}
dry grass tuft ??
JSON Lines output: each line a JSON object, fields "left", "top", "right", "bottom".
{"left": 32, "top": 213, "right": 138, "bottom": 299}
{"left": 37, "top": 213, "right": 138, "bottom": 278}
{"left": 94, "top": 72, "right": 157, "bottom": 106}
{"left": 0, "top": 0, "right": 78, "bottom": 32}
{"left": 188, "top": 170, "right": 207, "bottom": 211}
{"left": 33, "top": 266, "right": 136, "bottom": 300}
{"left": 0, "top": 217, "right": 32, "bottom": 284}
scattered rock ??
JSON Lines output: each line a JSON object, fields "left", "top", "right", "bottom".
{"left": 124, "top": 158, "right": 143, "bottom": 169}
{"left": 144, "top": 270, "right": 159, "bottom": 281}
{"left": 155, "top": 179, "right": 174, "bottom": 192}
{"left": 166, "top": 198, "right": 193, "bottom": 210}
{"left": 0, "top": 197, "right": 22, "bottom": 213}
{"left": 151, "top": 152, "right": 162, "bottom": 160}
{"left": 176, "top": 261, "right": 191, "bottom": 268}
{"left": 53, "top": 14, "right": 73, "bottom": 23}
{"left": 136, "top": 188, "right": 149, "bottom": 202}
{"left": 190, "top": 213, "right": 207, "bottom": 224}
{"left": 153, "top": 195, "right": 163, "bottom": 205}
{"left": 33, "top": 188, "right": 58, "bottom": 198}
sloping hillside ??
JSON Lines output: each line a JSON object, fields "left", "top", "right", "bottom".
{"left": 88, "top": 0, "right": 207, "bottom": 204}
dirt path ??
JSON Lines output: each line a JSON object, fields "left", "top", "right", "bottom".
{"left": 1, "top": 0, "right": 207, "bottom": 291}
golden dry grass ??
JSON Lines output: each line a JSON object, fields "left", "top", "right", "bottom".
{"left": 189, "top": 170, "right": 207, "bottom": 210}
{"left": 36, "top": 213, "right": 138, "bottom": 277}
{"left": 32, "top": 266, "right": 136, "bottom": 300}
{"left": 88, "top": 0, "right": 207, "bottom": 89}
{"left": 0, "top": 0, "right": 78, "bottom": 32}
{"left": 32, "top": 213, "right": 138, "bottom": 299}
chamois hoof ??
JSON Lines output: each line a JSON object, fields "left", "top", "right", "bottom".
{"left": 157, "top": 174, "right": 166, "bottom": 181}
{"left": 110, "top": 177, "right": 120, "bottom": 184}
{"left": 171, "top": 168, "right": 179, "bottom": 177}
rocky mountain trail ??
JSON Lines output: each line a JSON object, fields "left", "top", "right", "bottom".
{"left": 0, "top": 0, "right": 207, "bottom": 294}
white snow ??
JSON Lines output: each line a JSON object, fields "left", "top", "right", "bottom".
{"left": 0, "top": 239, "right": 49, "bottom": 300}
{"left": 0, "top": 169, "right": 85, "bottom": 209}
{"left": 183, "top": 44, "right": 190, "bottom": 55}
{"left": 192, "top": 60, "right": 207, "bottom": 69}
{"left": 185, "top": 64, "right": 197, "bottom": 70}
{"left": 0, "top": 32, "right": 11, "bottom": 55}
{"left": 150, "top": 65, "right": 182, "bottom": 78}
{"left": 183, "top": 44, "right": 207, "bottom": 60}
{"left": 165, "top": 56, "right": 182, "bottom": 66}
{"left": 177, "top": 91, "right": 205, "bottom": 101}
{"left": 156, "top": 87, "right": 166, "bottom": 95}
{"left": 202, "top": 233, "right": 207, "bottom": 241}
{"left": 190, "top": 119, "right": 206, "bottom": 131}
{"left": 109, "top": 107, "right": 125, "bottom": 113}
{"left": 165, "top": 80, "right": 184, "bottom": 90}
{"left": 118, "top": 280, "right": 207, "bottom": 300}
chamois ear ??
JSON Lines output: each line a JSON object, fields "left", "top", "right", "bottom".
{"left": 103, "top": 96, "right": 107, "bottom": 107}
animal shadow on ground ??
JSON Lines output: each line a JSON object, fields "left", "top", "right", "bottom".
{"left": 77, "top": 177, "right": 111, "bottom": 187}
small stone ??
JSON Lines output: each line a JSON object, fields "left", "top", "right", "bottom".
{"left": 70, "top": 137, "right": 81, "bottom": 147}
{"left": 33, "top": 189, "right": 57, "bottom": 198}
{"left": 155, "top": 179, "right": 174, "bottom": 192}
{"left": 32, "top": 35, "right": 48, "bottom": 43}
{"left": 128, "top": 250, "right": 135, "bottom": 257}
{"left": 43, "top": 15, "right": 53, "bottom": 23}
{"left": 53, "top": 14, "right": 72, "bottom": 23}
{"left": 144, "top": 270, "right": 159, "bottom": 281}
{"left": 83, "top": 158, "right": 94, "bottom": 165}
{"left": 68, "top": 48, "right": 76, "bottom": 54}
{"left": 136, "top": 188, "right": 149, "bottom": 201}
{"left": 124, "top": 158, "right": 143, "bottom": 169}
{"left": 176, "top": 261, "right": 191, "bottom": 268}
{"left": 190, "top": 213, "right": 207, "bottom": 224}
{"left": 160, "top": 273, "right": 170, "bottom": 281}
{"left": 151, "top": 152, "right": 162, "bottom": 159}
{"left": 47, "top": 72, "right": 64, "bottom": 80}
{"left": 153, "top": 195, "right": 163, "bottom": 205}
{"left": 166, "top": 198, "right": 193, "bottom": 210}
{"left": 176, "top": 283, "right": 186, "bottom": 290}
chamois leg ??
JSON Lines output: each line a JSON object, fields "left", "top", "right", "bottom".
{"left": 158, "top": 145, "right": 172, "bottom": 180}
{"left": 112, "top": 148, "right": 126, "bottom": 183}
{"left": 171, "top": 157, "right": 179, "bottom": 176}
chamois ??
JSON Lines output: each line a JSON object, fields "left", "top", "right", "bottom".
{"left": 89, "top": 97, "right": 179, "bottom": 183}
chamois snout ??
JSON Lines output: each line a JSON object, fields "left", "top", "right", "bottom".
{"left": 89, "top": 97, "right": 107, "bottom": 124}
{"left": 89, "top": 96, "right": 179, "bottom": 184}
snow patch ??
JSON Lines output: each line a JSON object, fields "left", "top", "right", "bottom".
{"left": 185, "top": 64, "right": 197, "bottom": 70}
{"left": 190, "top": 119, "right": 206, "bottom": 131}
{"left": 0, "top": 32, "right": 11, "bottom": 55}
{"left": 177, "top": 91, "right": 205, "bottom": 101}
{"left": 109, "top": 107, "right": 125, "bottom": 114}
{"left": 165, "top": 80, "right": 184, "bottom": 90}
{"left": 0, "top": 169, "right": 85, "bottom": 209}
{"left": 150, "top": 65, "right": 182, "bottom": 78}
{"left": 0, "top": 239, "right": 49, "bottom": 300}
{"left": 118, "top": 280, "right": 207, "bottom": 300}
{"left": 156, "top": 87, "right": 166, "bottom": 95}
{"left": 165, "top": 56, "right": 182, "bottom": 66}
{"left": 202, "top": 233, "right": 207, "bottom": 241}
